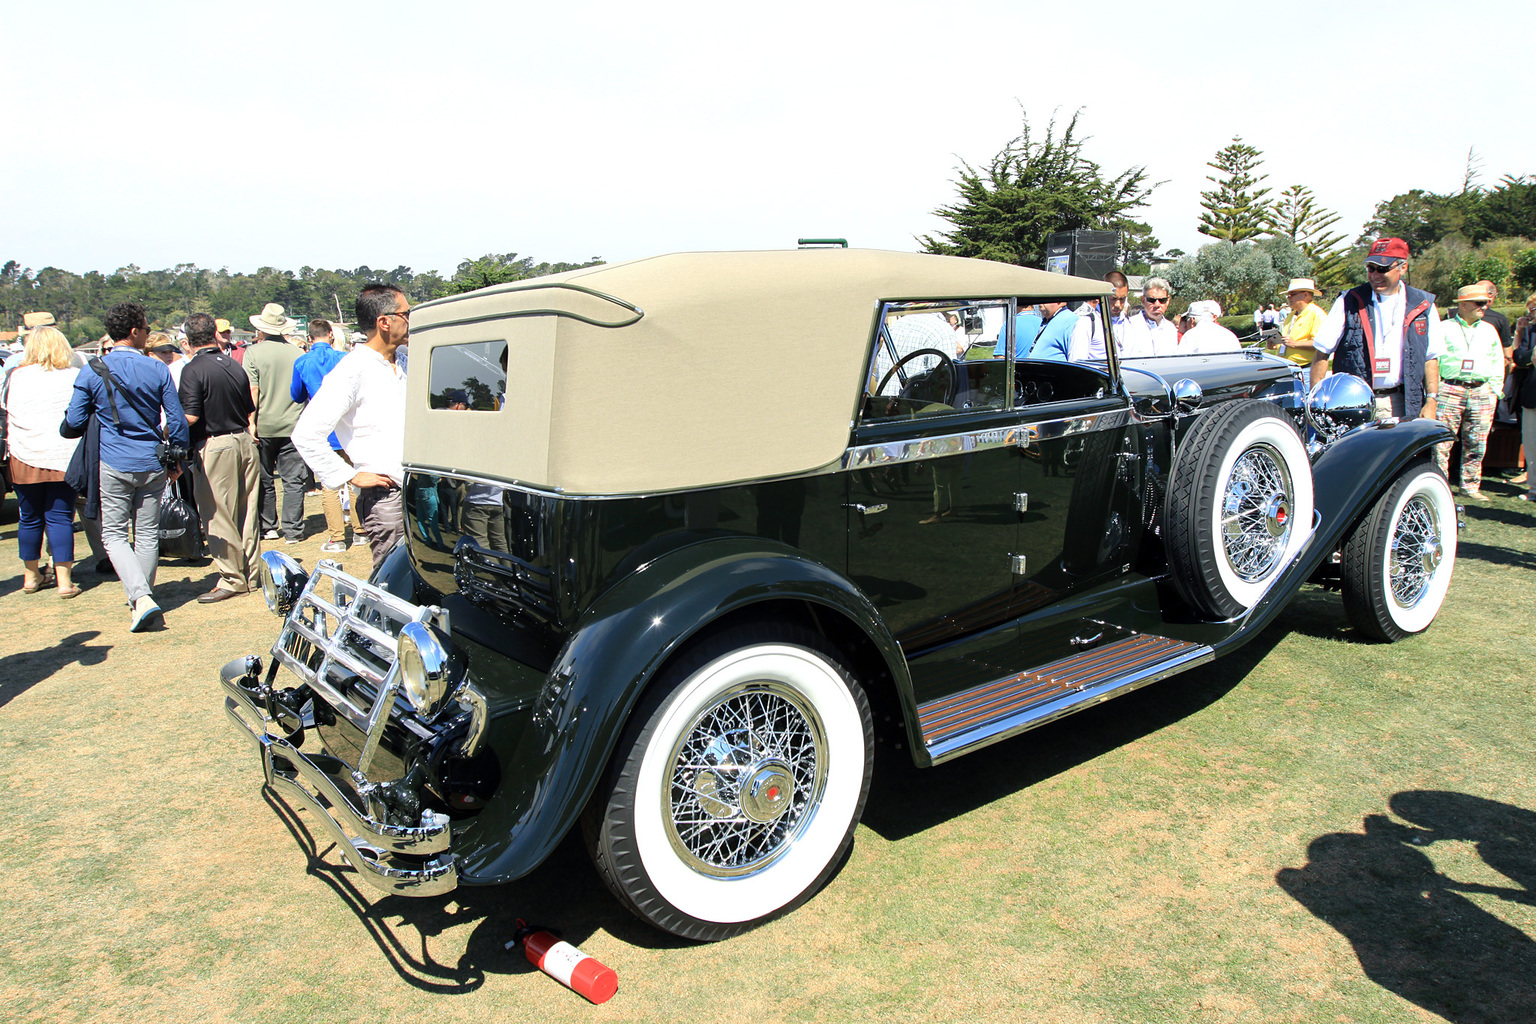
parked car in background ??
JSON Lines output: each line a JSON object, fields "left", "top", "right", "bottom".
{"left": 223, "top": 249, "right": 1458, "bottom": 940}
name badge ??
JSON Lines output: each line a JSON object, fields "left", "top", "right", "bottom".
{"left": 1462, "top": 359, "right": 1475, "bottom": 373}
{"left": 1374, "top": 358, "right": 1390, "bottom": 374}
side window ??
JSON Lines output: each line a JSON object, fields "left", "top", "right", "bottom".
{"left": 861, "top": 301, "right": 1011, "bottom": 424}
{"left": 428, "top": 339, "right": 508, "bottom": 411}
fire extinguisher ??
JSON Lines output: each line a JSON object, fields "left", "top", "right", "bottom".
{"left": 507, "top": 920, "right": 618, "bottom": 1004}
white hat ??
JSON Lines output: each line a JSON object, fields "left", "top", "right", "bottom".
{"left": 1188, "top": 300, "right": 1221, "bottom": 321}
{"left": 249, "top": 302, "right": 297, "bottom": 335}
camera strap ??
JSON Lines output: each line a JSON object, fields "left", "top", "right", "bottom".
{"left": 88, "top": 355, "right": 170, "bottom": 442}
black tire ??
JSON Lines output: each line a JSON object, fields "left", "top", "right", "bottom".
{"left": 1340, "top": 461, "right": 1457, "bottom": 641}
{"left": 1165, "top": 400, "right": 1314, "bottom": 619}
{"left": 581, "top": 621, "right": 873, "bottom": 941}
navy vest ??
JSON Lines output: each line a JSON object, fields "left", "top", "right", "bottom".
{"left": 1334, "top": 284, "right": 1436, "bottom": 415}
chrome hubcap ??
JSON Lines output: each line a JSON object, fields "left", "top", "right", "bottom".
{"left": 1222, "top": 445, "right": 1293, "bottom": 583}
{"left": 1390, "top": 495, "right": 1441, "bottom": 607}
{"left": 666, "top": 683, "right": 826, "bottom": 877}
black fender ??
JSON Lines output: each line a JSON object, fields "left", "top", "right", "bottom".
{"left": 451, "top": 534, "right": 910, "bottom": 884}
{"left": 1208, "top": 415, "right": 1452, "bottom": 656}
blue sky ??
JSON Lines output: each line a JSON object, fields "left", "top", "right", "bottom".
{"left": 4, "top": 0, "right": 1530, "bottom": 275}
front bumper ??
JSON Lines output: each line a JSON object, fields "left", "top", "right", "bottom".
{"left": 222, "top": 658, "right": 457, "bottom": 895}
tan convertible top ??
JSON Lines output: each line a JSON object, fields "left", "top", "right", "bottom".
{"left": 405, "top": 248, "right": 1111, "bottom": 495}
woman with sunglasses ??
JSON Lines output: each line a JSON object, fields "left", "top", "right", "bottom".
{"left": 1434, "top": 285, "right": 1506, "bottom": 500}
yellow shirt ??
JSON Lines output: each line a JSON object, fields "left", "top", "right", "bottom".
{"left": 1280, "top": 302, "right": 1325, "bottom": 366}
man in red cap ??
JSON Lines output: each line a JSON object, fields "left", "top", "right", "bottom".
{"left": 1310, "top": 238, "right": 1444, "bottom": 420}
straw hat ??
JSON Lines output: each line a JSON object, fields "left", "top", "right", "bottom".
{"left": 1454, "top": 284, "right": 1492, "bottom": 304}
{"left": 1285, "top": 279, "right": 1322, "bottom": 297}
{"left": 249, "top": 303, "right": 297, "bottom": 335}
{"left": 22, "top": 311, "right": 55, "bottom": 329}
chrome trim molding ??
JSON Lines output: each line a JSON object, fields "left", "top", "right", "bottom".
{"left": 843, "top": 407, "right": 1130, "bottom": 471}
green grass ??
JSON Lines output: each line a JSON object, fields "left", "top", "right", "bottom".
{"left": 0, "top": 486, "right": 1532, "bottom": 1022}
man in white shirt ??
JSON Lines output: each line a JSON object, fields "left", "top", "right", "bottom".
{"left": 1119, "top": 277, "right": 1179, "bottom": 358}
{"left": 1310, "top": 237, "right": 1443, "bottom": 420}
{"left": 292, "top": 283, "right": 410, "bottom": 571}
{"left": 1177, "top": 301, "right": 1243, "bottom": 354}
{"left": 1068, "top": 272, "right": 1131, "bottom": 362}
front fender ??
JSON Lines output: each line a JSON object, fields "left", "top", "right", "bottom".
{"left": 452, "top": 534, "right": 908, "bottom": 883}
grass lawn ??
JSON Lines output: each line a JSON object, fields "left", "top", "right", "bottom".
{"left": 0, "top": 481, "right": 1532, "bottom": 1024}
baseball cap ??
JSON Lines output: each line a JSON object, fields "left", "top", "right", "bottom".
{"left": 215, "top": 318, "right": 232, "bottom": 333}
{"left": 1366, "top": 237, "right": 1410, "bottom": 263}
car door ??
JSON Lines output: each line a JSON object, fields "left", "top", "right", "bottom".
{"left": 846, "top": 300, "right": 1024, "bottom": 705}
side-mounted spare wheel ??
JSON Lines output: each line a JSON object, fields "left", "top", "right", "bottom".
{"left": 1340, "top": 460, "right": 1457, "bottom": 641}
{"left": 1165, "top": 399, "right": 1315, "bottom": 619}
{"left": 582, "top": 622, "right": 874, "bottom": 941}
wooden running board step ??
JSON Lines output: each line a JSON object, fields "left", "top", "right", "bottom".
{"left": 918, "top": 634, "right": 1206, "bottom": 749}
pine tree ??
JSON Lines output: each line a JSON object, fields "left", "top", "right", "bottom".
{"left": 1273, "top": 184, "right": 1349, "bottom": 285}
{"left": 919, "top": 108, "right": 1156, "bottom": 269}
{"left": 1198, "top": 136, "right": 1273, "bottom": 243}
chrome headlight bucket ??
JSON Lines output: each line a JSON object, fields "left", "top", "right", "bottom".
{"left": 1306, "top": 373, "right": 1374, "bottom": 443}
{"left": 259, "top": 551, "right": 309, "bottom": 616}
{"left": 397, "top": 621, "right": 453, "bottom": 717}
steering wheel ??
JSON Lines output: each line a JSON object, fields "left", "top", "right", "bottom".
{"left": 875, "top": 348, "right": 958, "bottom": 408}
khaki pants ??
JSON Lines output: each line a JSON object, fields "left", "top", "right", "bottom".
{"left": 319, "top": 448, "right": 365, "bottom": 542}
{"left": 196, "top": 432, "right": 261, "bottom": 593}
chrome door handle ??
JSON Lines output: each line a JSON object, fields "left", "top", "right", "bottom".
{"left": 843, "top": 503, "right": 888, "bottom": 516}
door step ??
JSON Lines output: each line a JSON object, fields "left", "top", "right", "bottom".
{"left": 917, "top": 633, "right": 1212, "bottom": 764}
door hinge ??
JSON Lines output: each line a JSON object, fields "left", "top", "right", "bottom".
{"left": 1010, "top": 554, "right": 1027, "bottom": 575}
{"left": 1013, "top": 492, "right": 1029, "bottom": 513}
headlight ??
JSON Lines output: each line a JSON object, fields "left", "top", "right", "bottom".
{"left": 397, "top": 621, "right": 452, "bottom": 717}
{"left": 1306, "top": 373, "right": 1374, "bottom": 442}
{"left": 259, "top": 551, "right": 309, "bottom": 616}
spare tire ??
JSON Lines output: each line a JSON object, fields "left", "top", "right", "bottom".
{"left": 1164, "top": 400, "right": 1313, "bottom": 619}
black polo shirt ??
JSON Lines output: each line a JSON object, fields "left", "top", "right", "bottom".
{"left": 178, "top": 345, "right": 256, "bottom": 445}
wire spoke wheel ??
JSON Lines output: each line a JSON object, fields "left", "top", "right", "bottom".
{"left": 1165, "top": 400, "right": 1313, "bottom": 619}
{"left": 1341, "top": 461, "right": 1456, "bottom": 641}
{"left": 666, "top": 683, "right": 827, "bottom": 877}
{"left": 583, "top": 626, "right": 872, "bottom": 941}
{"left": 1388, "top": 494, "right": 1442, "bottom": 607}
{"left": 1220, "top": 444, "right": 1294, "bottom": 584}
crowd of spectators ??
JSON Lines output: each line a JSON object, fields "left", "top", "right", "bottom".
{"left": 0, "top": 285, "right": 411, "bottom": 631}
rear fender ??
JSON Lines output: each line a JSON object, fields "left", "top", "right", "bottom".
{"left": 453, "top": 535, "right": 909, "bottom": 883}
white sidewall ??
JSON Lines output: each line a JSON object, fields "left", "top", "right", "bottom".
{"left": 1382, "top": 469, "right": 1457, "bottom": 634}
{"left": 631, "top": 644, "right": 866, "bottom": 925}
{"left": 1207, "top": 416, "right": 1316, "bottom": 608}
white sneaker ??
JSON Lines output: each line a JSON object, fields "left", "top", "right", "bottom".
{"left": 130, "top": 596, "right": 162, "bottom": 632}
{"left": 351, "top": 534, "right": 369, "bottom": 547}
{"left": 320, "top": 540, "right": 347, "bottom": 553}
{"left": 262, "top": 529, "right": 279, "bottom": 540}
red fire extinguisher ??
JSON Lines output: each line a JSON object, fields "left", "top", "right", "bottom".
{"left": 507, "top": 920, "right": 618, "bottom": 1004}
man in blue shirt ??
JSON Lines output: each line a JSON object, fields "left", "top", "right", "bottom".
{"left": 290, "top": 319, "right": 354, "bottom": 552}
{"left": 64, "top": 301, "right": 191, "bottom": 631}
{"left": 1028, "top": 301, "right": 1079, "bottom": 362}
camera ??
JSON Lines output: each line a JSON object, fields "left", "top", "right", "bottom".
{"left": 156, "top": 442, "right": 189, "bottom": 470}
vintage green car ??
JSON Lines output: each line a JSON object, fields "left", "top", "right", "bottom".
{"left": 222, "top": 249, "right": 1458, "bottom": 940}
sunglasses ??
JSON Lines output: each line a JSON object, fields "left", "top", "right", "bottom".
{"left": 1365, "top": 262, "right": 1401, "bottom": 273}
{"left": 1144, "top": 296, "right": 1169, "bottom": 304}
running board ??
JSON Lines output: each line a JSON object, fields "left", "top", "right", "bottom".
{"left": 918, "top": 634, "right": 1214, "bottom": 765}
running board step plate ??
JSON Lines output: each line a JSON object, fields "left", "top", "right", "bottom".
{"left": 918, "top": 634, "right": 1213, "bottom": 764}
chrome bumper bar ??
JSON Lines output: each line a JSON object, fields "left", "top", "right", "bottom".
{"left": 221, "top": 657, "right": 458, "bottom": 896}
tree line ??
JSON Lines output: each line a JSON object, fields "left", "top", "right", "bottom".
{"left": 921, "top": 111, "right": 1536, "bottom": 313}
{"left": 0, "top": 252, "right": 604, "bottom": 346}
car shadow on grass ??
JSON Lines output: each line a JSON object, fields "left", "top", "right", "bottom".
{"left": 263, "top": 788, "right": 688, "bottom": 994}
{"left": 0, "top": 630, "right": 111, "bottom": 709}
{"left": 860, "top": 617, "right": 1290, "bottom": 842}
{"left": 1276, "top": 790, "right": 1536, "bottom": 1024}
